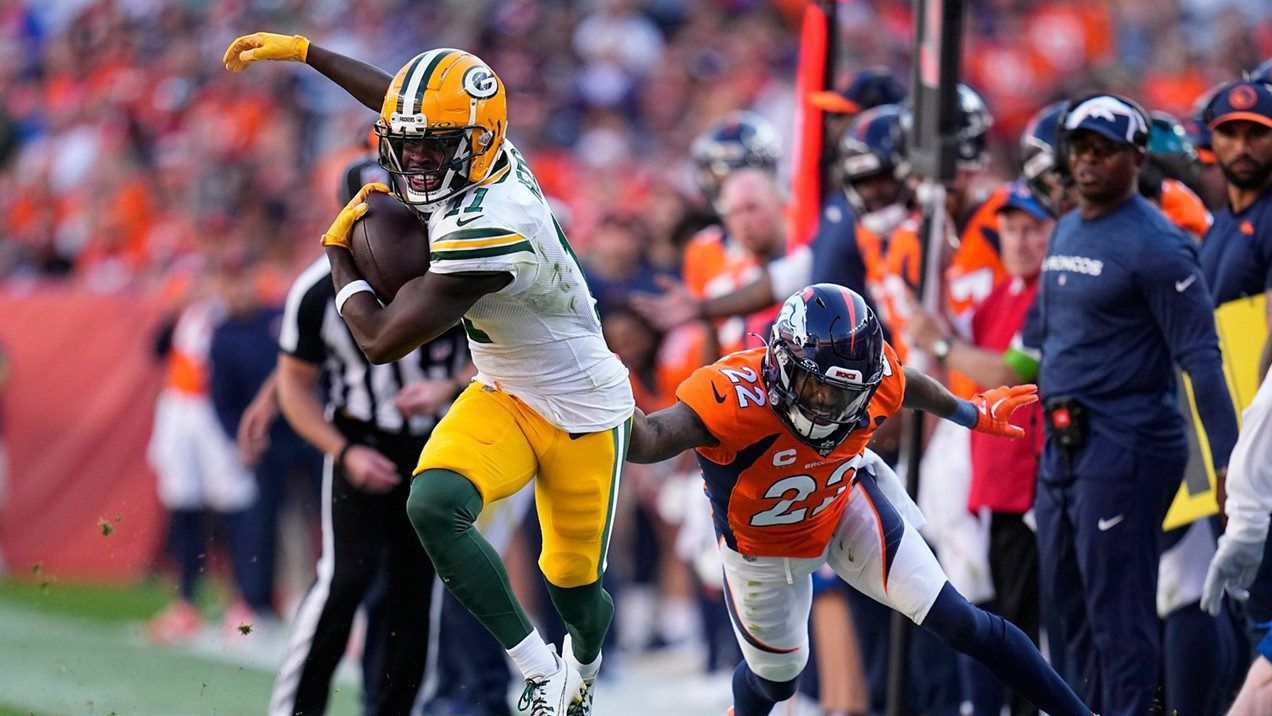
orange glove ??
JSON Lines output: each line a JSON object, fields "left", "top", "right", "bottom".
{"left": 969, "top": 384, "right": 1038, "bottom": 439}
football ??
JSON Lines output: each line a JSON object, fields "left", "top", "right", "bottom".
{"left": 349, "top": 191, "right": 430, "bottom": 302}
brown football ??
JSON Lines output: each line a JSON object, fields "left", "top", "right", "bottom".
{"left": 349, "top": 191, "right": 430, "bottom": 302}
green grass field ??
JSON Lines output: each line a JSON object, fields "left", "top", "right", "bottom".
{"left": 0, "top": 580, "right": 746, "bottom": 715}
{"left": 0, "top": 580, "right": 361, "bottom": 716}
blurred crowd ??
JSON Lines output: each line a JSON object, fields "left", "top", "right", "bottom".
{"left": 4, "top": 1, "right": 1272, "bottom": 715}
{"left": 0, "top": 0, "right": 1269, "bottom": 292}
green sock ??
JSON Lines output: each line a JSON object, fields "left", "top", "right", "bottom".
{"left": 546, "top": 579, "right": 614, "bottom": 666}
{"left": 407, "top": 469, "right": 533, "bottom": 649}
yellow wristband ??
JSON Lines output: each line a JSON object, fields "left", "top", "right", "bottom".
{"left": 294, "top": 35, "right": 310, "bottom": 63}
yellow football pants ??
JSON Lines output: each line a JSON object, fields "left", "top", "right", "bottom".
{"left": 415, "top": 382, "right": 630, "bottom": 588}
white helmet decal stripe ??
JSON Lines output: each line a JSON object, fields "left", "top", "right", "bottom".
{"left": 402, "top": 49, "right": 443, "bottom": 117}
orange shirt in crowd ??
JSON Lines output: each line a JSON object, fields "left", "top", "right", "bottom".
{"left": 163, "top": 299, "right": 221, "bottom": 397}
{"left": 1024, "top": 1, "right": 1114, "bottom": 76}
{"left": 1142, "top": 70, "right": 1212, "bottom": 119}
{"left": 1159, "top": 179, "right": 1212, "bottom": 240}
{"left": 682, "top": 224, "right": 768, "bottom": 356}
{"left": 964, "top": 39, "right": 1059, "bottom": 140}
{"left": 654, "top": 323, "right": 714, "bottom": 408}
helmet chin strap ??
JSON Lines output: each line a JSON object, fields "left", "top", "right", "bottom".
{"left": 787, "top": 405, "right": 837, "bottom": 440}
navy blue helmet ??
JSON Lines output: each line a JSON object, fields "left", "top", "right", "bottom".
{"left": 838, "top": 105, "right": 911, "bottom": 232}
{"left": 842, "top": 68, "right": 908, "bottom": 112}
{"left": 691, "top": 111, "right": 782, "bottom": 209}
{"left": 1019, "top": 100, "right": 1068, "bottom": 216}
{"left": 839, "top": 106, "right": 908, "bottom": 184}
{"left": 764, "top": 284, "right": 887, "bottom": 454}
{"left": 1186, "top": 83, "right": 1226, "bottom": 158}
{"left": 902, "top": 84, "right": 993, "bottom": 170}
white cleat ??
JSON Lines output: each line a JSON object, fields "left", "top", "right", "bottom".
{"left": 517, "top": 648, "right": 584, "bottom": 715}
{"left": 562, "top": 634, "right": 597, "bottom": 716}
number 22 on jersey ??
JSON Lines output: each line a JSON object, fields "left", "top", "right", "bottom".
{"left": 750, "top": 453, "right": 862, "bottom": 527}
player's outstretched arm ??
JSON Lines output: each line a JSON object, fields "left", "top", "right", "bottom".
{"left": 628, "top": 403, "right": 718, "bottom": 464}
{"left": 902, "top": 366, "right": 1038, "bottom": 439}
{"left": 223, "top": 32, "right": 391, "bottom": 112}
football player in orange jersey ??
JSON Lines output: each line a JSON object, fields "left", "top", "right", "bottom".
{"left": 875, "top": 88, "right": 1007, "bottom": 669}
{"left": 627, "top": 285, "right": 1092, "bottom": 716}
{"left": 633, "top": 103, "right": 909, "bottom": 351}
{"left": 685, "top": 114, "right": 786, "bottom": 355}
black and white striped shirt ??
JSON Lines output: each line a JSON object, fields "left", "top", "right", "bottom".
{"left": 279, "top": 258, "right": 468, "bottom": 436}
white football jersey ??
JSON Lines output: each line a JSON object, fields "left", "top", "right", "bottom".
{"left": 426, "top": 141, "right": 633, "bottom": 432}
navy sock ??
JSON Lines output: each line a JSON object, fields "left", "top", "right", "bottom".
{"left": 1164, "top": 604, "right": 1239, "bottom": 715}
{"left": 731, "top": 662, "right": 799, "bottom": 716}
{"left": 921, "top": 583, "right": 1089, "bottom": 716}
{"left": 170, "top": 509, "right": 204, "bottom": 602}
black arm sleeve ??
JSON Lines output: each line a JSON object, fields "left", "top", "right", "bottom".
{"left": 152, "top": 315, "right": 176, "bottom": 360}
{"left": 280, "top": 266, "right": 332, "bottom": 365}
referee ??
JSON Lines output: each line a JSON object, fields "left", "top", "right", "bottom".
{"left": 268, "top": 159, "right": 470, "bottom": 716}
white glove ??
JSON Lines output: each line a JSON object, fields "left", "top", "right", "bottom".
{"left": 1201, "top": 532, "right": 1266, "bottom": 616}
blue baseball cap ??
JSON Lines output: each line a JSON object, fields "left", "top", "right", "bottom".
{"left": 997, "top": 182, "right": 1052, "bottom": 221}
{"left": 1063, "top": 94, "right": 1149, "bottom": 148}
{"left": 1205, "top": 81, "right": 1272, "bottom": 131}
{"left": 809, "top": 68, "right": 906, "bottom": 115}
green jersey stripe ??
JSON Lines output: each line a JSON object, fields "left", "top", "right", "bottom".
{"left": 597, "top": 418, "right": 631, "bottom": 579}
{"left": 430, "top": 241, "right": 533, "bottom": 261}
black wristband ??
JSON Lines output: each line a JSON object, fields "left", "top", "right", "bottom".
{"left": 336, "top": 441, "right": 354, "bottom": 470}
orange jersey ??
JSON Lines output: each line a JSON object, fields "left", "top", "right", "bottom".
{"left": 163, "top": 299, "right": 222, "bottom": 396}
{"left": 682, "top": 225, "right": 772, "bottom": 354}
{"left": 1159, "top": 179, "right": 1212, "bottom": 240}
{"left": 947, "top": 188, "right": 1008, "bottom": 318}
{"left": 677, "top": 345, "right": 906, "bottom": 558}
{"left": 884, "top": 189, "right": 1008, "bottom": 317}
{"left": 880, "top": 190, "right": 1008, "bottom": 396}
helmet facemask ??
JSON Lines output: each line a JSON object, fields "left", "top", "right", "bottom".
{"left": 767, "top": 342, "right": 880, "bottom": 447}
{"left": 377, "top": 122, "right": 493, "bottom": 212}
{"left": 1021, "top": 145, "right": 1069, "bottom": 218}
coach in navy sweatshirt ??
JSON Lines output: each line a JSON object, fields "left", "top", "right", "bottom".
{"left": 1009, "top": 94, "right": 1239, "bottom": 716}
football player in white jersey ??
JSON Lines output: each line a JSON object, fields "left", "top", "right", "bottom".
{"left": 225, "top": 36, "right": 633, "bottom": 716}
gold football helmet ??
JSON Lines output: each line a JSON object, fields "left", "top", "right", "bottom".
{"left": 376, "top": 49, "right": 507, "bottom": 211}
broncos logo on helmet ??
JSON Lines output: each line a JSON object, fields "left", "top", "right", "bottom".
{"left": 763, "top": 285, "right": 887, "bottom": 454}
{"left": 376, "top": 49, "right": 508, "bottom": 211}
